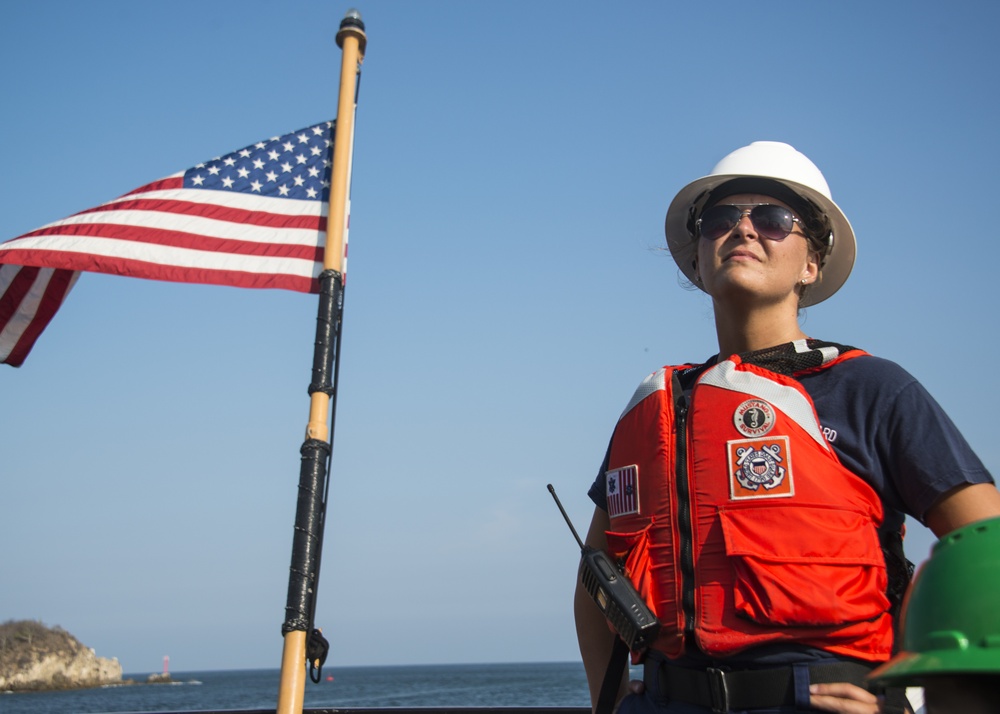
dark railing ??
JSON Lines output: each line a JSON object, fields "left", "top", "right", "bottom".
{"left": 120, "top": 707, "right": 591, "bottom": 714}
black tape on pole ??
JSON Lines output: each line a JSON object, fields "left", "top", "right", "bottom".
{"left": 283, "top": 437, "right": 331, "bottom": 633}
{"left": 309, "top": 269, "right": 343, "bottom": 397}
{"left": 283, "top": 269, "right": 343, "bottom": 634}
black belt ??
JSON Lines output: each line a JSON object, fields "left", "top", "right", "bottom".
{"left": 643, "top": 658, "right": 873, "bottom": 713}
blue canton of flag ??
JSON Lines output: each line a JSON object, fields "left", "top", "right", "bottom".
{"left": 186, "top": 123, "right": 333, "bottom": 202}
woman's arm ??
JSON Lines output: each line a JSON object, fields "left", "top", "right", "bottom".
{"left": 574, "top": 507, "right": 627, "bottom": 712}
{"left": 924, "top": 482, "right": 1000, "bottom": 537}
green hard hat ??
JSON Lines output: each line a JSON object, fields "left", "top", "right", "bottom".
{"left": 868, "top": 516, "right": 1000, "bottom": 686}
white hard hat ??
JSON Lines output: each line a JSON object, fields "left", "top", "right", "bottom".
{"left": 664, "top": 141, "right": 856, "bottom": 307}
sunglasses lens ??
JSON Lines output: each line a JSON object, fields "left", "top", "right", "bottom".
{"left": 697, "top": 205, "right": 742, "bottom": 241}
{"left": 750, "top": 205, "right": 795, "bottom": 241}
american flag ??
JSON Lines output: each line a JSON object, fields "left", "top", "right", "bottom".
{"left": 606, "top": 464, "right": 639, "bottom": 518}
{"left": 0, "top": 120, "right": 336, "bottom": 367}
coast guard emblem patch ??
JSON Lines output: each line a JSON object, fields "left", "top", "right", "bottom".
{"left": 733, "top": 399, "right": 776, "bottom": 437}
{"left": 727, "top": 436, "right": 794, "bottom": 500}
{"left": 606, "top": 465, "right": 639, "bottom": 518}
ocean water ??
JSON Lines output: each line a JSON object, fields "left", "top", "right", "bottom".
{"left": 0, "top": 661, "right": 592, "bottom": 714}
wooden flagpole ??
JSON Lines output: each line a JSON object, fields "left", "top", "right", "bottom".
{"left": 276, "top": 10, "right": 366, "bottom": 714}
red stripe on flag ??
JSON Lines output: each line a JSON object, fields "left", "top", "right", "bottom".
{"left": 0, "top": 265, "right": 39, "bottom": 326}
{"left": 17, "top": 222, "right": 325, "bottom": 261}
{"left": 1, "top": 268, "right": 76, "bottom": 368}
{"left": 123, "top": 177, "right": 185, "bottom": 195}
{"left": 76, "top": 197, "right": 328, "bottom": 232}
{"left": 0, "top": 248, "right": 318, "bottom": 292}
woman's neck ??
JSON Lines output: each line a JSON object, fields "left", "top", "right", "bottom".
{"left": 712, "top": 299, "right": 808, "bottom": 360}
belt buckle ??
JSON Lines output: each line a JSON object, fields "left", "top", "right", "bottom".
{"left": 705, "top": 667, "right": 730, "bottom": 713}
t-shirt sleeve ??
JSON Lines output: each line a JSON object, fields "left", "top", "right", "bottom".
{"left": 878, "top": 374, "right": 993, "bottom": 520}
{"left": 803, "top": 356, "right": 994, "bottom": 522}
{"left": 588, "top": 439, "right": 612, "bottom": 511}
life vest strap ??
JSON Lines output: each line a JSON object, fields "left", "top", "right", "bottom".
{"left": 596, "top": 637, "right": 629, "bottom": 714}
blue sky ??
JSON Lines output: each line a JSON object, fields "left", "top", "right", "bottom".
{"left": 2, "top": 0, "right": 998, "bottom": 676}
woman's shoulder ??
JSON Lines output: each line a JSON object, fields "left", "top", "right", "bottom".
{"left": 822, "top": 350, "right": 917, "bottom": 383}
{"left": 840, "top": 352, "right": 917, "bottom": 382}
{"left": 798, "top": 350, "right": 925, "bottom": 406}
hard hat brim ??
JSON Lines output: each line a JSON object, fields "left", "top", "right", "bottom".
{"left": 664, "top": 173, "right": 857, "bottom": 308}
{"left": 868, "top": 648, "right": 1000, "bottom": 687}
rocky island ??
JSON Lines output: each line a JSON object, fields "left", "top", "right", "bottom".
{"left": 0, "top": 619, "right": 123, "bottom": 692}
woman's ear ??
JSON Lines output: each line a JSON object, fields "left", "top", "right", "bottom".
{"left": 800, "top": 252, "right": 821, "bottom": 285}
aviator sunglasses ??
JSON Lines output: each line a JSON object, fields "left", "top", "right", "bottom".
{"left": 696, "top": 203, "right": 805, "bottom": 242}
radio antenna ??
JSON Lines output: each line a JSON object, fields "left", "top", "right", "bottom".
{"left": 547, "top": 484, "right": 585, "bottom": 551}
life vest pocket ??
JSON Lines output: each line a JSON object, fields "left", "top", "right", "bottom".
{"left": 604, "top": 525, "right": 656, "bottom": 613}
{"left": 718, "top": 505, "right": 889, "bottom": 628}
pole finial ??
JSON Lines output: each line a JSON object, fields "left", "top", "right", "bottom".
{"left": 337, "top": 9, "right": 367, "bottom": 53}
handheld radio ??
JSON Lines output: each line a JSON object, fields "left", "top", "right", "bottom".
{"left": 547, "top": 484, "right": 660, "bottom": 651}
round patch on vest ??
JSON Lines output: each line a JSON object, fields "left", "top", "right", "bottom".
{"left": 733, "top": 399, "right": 776, "bottom": 437}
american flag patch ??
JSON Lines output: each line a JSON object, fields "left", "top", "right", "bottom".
{"left": 605, "top": 464, "right": 639, "bottom": 518}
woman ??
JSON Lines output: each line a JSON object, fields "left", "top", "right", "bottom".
{"left": 574, "top": 141, "right": 1000, "bottom": 714}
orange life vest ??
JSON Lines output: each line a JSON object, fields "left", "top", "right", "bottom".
{"left": 603, "top": 351, "right": 893, "bottom": 662}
